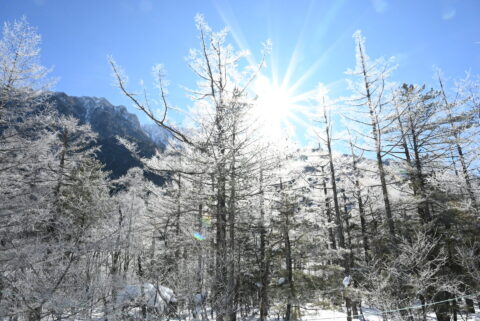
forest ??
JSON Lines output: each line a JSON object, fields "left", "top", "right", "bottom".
{"left": 0, "top": 14, "right": 479, "bottom": 321}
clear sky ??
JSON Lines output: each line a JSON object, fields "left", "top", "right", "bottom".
{"left": 1, "top": 0, "right": 479, "bottom": 143}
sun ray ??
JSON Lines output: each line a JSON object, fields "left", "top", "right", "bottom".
{"left": 213, "top": 0, "right": 258, "bottom": 67}
{"left": 312, "top": 0, "right": 348, "bottom": 43}
{"left": 289, "top": 29, "right": 351, "bottom": 94}
{"left": 214, "top": 0, "right": 347, "bottom": 144}
{"left": 281, "top": 0, "right": 316, "bottom": 89}
{"left": 252, "top": 73, "right": 317, "bottom": 142}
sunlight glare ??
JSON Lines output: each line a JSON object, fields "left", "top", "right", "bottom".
{"left": 256, "top": 76, "right": 291, "bottom": 120}
{"left": 254, "top": 75, "right": 296, "bottom": 139}
{"left": 252, "top": 73, "right": 317, "bottom": 144}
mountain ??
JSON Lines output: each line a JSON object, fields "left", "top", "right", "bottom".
{"left": 143, "top": 123, "right": 174, "bottom": 147}
{"left": 48, "top": 92, "right": 167, "bottom": 184}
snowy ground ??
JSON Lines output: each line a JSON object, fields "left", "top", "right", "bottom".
{"left": 300, "top": 306, "right": 381, "bottom": 321}
{"left": 81, "top": 304, "right": 480, "bottom": 321}
{"left": 298, "top": 306, "right": 480, "bottom": 321}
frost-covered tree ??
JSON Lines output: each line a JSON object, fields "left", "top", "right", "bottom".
{"left": 359, "top": 230, "right": 450, "bottom": 321}
{"left": 345, "top": 30, "right": 396, "bottom": 239}
{"left": 0, "top": 16, "right": 53, "bottom": 121}
{"left": 0, "top": 17, "right": 57, "bottom": 319}
{"left": 437, "top": 73, "right": 479, "bottom": 213}
{"left": 312, "top": 94, "right": 354, "bottom": 320}
{"left": 111, "top": 14, "right": 270, "bottom": 321}
{"left": 0, "top": 18, "right": 117, "bottom": 319}
{"left": 388, "top": 84, "right": 444, "bottom": 225}
{"left": 1, "top": 116, "right": 113, "bottom": 320}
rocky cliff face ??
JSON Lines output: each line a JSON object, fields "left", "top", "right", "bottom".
{"left": 48, "top": 92, "right": 167, "bottom": 183}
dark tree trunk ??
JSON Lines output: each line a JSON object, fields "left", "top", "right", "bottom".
{"left": 343, "top": 192, "right": 354, "bottom": 269}
{"left": 284, "top": 209, "right": 294, "bottom": 321}
{"left": 439, "top": 77, "right": 478, "bottom": 211}
{"left": 321, "top": 166, "right": 337, "bottom": 251}
{"left": 452, "top": 297, "right": 457, "bottom": 321}
{"left": 465, "top": 298, "right": 475, "bottom": 313}
{"left": 324, "top": 110, "right": 345, "bottom": 249}
{"left": 419, "top": 295, "right": 427, "bottom": 321}
{"left": 227, "top": 130, "right": 237, "bottom": 321}
{"left": 357, "top": 40, "right": 395, "bottom": 238}
{"left": 111, "top": 208, "right": 124, "bottom": 310}
{"left": 408, "top": 109, "right": 432, "bottom": 223}
{"left": 323, "top": 108, "right": 350, "bottom": 321}
{"left": 345, "top": 296, "right": 353, "bottom": 321}
{"left": 349, "top": 141, "right": 370, "bottom": 262}
{"left": 28, "top": 307, "right": 42, "bottom": 321}
{"left": 259, "top": 170, "right": 270, "bottom": 321}
{"left": 214, "top": 98, "right": 228, "bottom": 321}
{"left": 215, "top": 171, "right": 227, "bottom": 321}
{"left": 434, "top": 291, "right": 452, "bottom": 321}
{"left": 137, "top": 256, "right": 147, "bottom": 319}
{"left": 174, "top": 172, "right": 182, "bottom": 276}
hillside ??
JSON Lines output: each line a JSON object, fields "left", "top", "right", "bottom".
{"left": 47, "top": 92, "right": 167, "bottom": 183}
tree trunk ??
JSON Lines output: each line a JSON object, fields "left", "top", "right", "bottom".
{"left": 343, "top": 192, "right": 354, "bottom": 269}
{"left": 324, "top": 109, "right": 345, "bottom": 249}
{"left": 434, "top": 291, "right": 452, "bottom": 321}
{"left": 111, "top": 208, "right": 124, "bottom": 312}
{"left": 323, "top": 106, "right": 352, "bottom": 321}
{"left": 439, "top": 77, "right": 478, "bottom": 211}
{"left": 137, "top": 256, "right": 147, "bottom": 319}
{"left": 465, "top": 298, "right": 475, "bottom": 313}
{"left": 28, "top": 307, "right": 42, "bottom": 321}
{"left": 196, "top": 192, "right": 204, "bottom": 294}
{"left": 227, "top": 130, "right": 237, "bottom": 321}
{"left": 349, "top": 141, "right": 370, "bottom": 262}
{"left": 357, "top": 40, "right": 395, "bottom": 238}
{"left": 285, "top": 222, "right": 293, "bottom": 321}
{"left": 259, "top": 170, "right": 270, "bottom": 321}
{"left": 174, "top": 171, "right": 182, "bottom": 277}
{"left": 323, "top": 109, "right": 350, "bottom": 321}
{"left": 215, "top": 171, "right": 227, "bottom": 321}
{"left": 215, "top": 143, "right": 228, "bottom": 321}
{"left": 419, "top": 295, "right": 427, "bottom": 321}
{"left": 395, "top": 95, "right": 432, "bottom": 224}
{"left": 321, "top": 166, "right": 337, "bottom": 251}
{"left": 408, "top": 108, "right": 432, "bottom": 223}
{"left": 280, "top": 179, "right": 295, "bottom": 321}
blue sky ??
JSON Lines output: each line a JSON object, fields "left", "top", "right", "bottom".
{"left": 1, "top": 0, "right": 479, "bottom": 143}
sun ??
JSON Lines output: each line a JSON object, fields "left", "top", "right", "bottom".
{"left": 255, "top": 76, "right": 291, "bottom": 122}
{"left": 252, "top": 74, "right": 310, "bottom": 141}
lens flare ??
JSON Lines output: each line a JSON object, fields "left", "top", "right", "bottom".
{"left": 201, "top": 217, "right": 211, "bottom": 227}
{"left": 193, "top": 232, "right": 205, "bottom": 241}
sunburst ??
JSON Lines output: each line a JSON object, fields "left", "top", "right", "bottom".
{"left": 252, "top": 73, "right": 314, "bottom": 142}
{"left": 213, "top": 1, "right": 343, "bottom": 143}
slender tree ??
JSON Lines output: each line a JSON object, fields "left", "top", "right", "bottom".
{"left": 346, "top": 30, "right": 396, "bottom": 238}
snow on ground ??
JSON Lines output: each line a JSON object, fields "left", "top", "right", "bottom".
{"left": 298, "top": 305, "right": 480, "bottom": 321}
{"left": 52, "top": 302, "right": 480, "bottom": 321}
{"left": 301, "top": 306, "right": 382, "bottom": 321}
